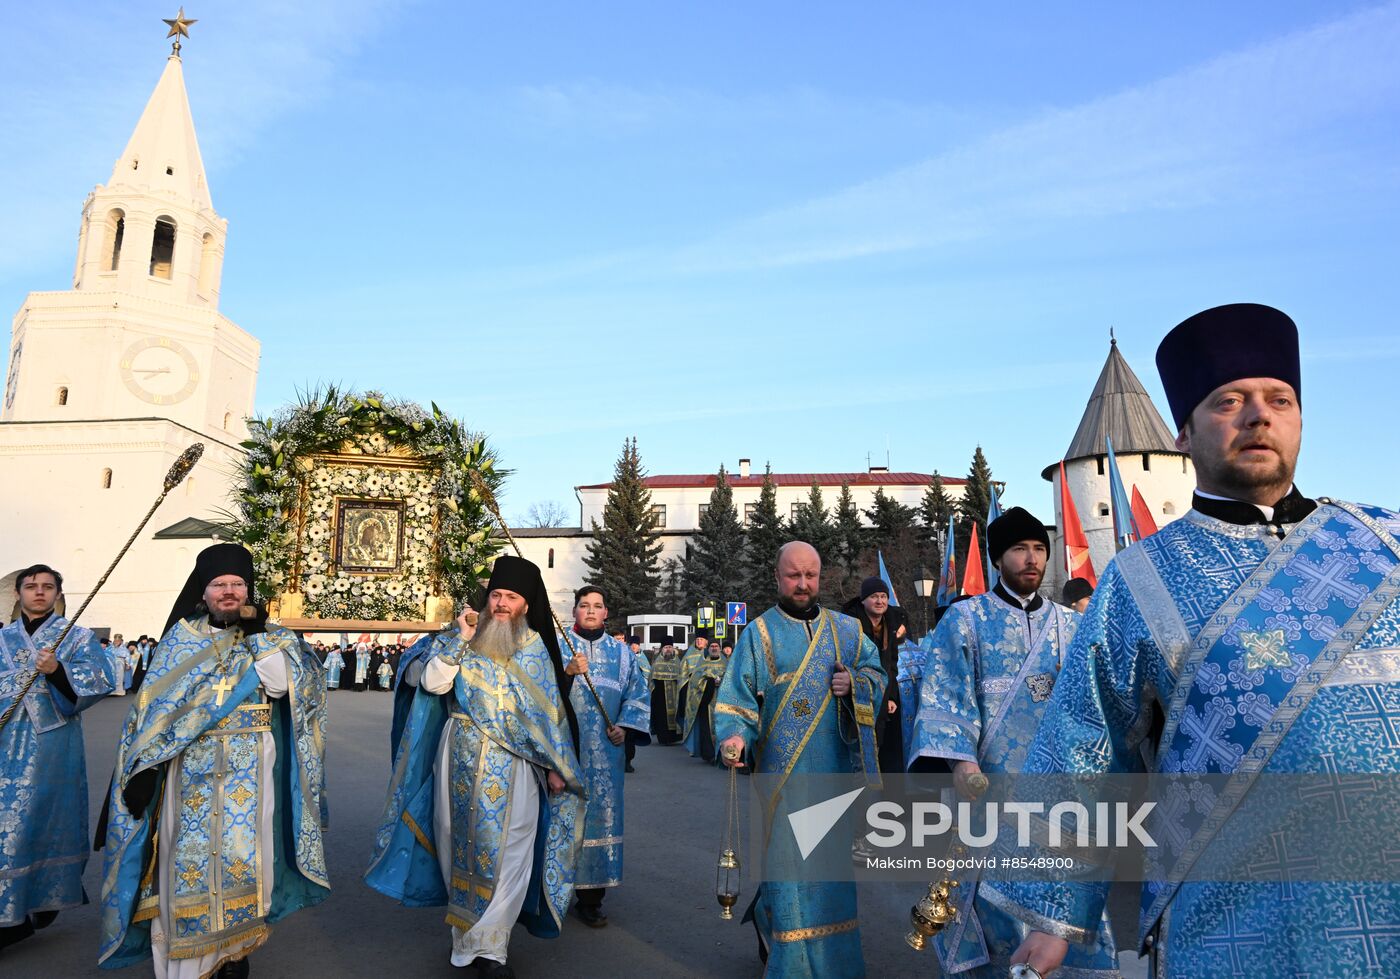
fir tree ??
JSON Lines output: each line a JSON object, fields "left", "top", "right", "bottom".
{"left": 656, "top": 556, "right": 687, "bottom": 615}
{"left": 789, "top": 480, "right": 835, "bottom": 560}
{"left": 741, "top": 465, "right": 786, "bottom": 611}
{"left": 919, "top": 470, "right": 956, "bottom": 573}
{"left": 828, "top": 481, "right": 866, "bottom": 603}
{"left": 684, "top": 465, "right": 746, "bottom": 609}
{"left": 864, "top": 487, "right": 920, "bottom": 604}
{"left": 960, "top": 446, "right": 995, "bottom": 534}
{"left": 582, "top": 437, "right": 663, "bottom": 629}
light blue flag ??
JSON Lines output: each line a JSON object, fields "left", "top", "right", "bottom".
{"left": 935, "top": 514, "right": 959, "bottom": 609}
{"left": 1104, "top": 435, "right": 1137, "bottom": 551}
{"left": 876, "top": 550, "right": 900, "bottom": 606}
{"left": 985, "top": 485, "right": 1004, "bottom": 590}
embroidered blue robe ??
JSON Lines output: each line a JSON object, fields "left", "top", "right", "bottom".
{"left": 0, "top": 615, "right": 113, "bottom": 925}
{"left": 366, "top": 630, "right": 585, "bottom": 939}
{"left": 99, "top": 619, "right": 329, "bottom": 970}
{"left": 986, "top": 501, "right": 1400, "bottom": 978}
{"left": 324, "top": 649, "right": 344, "bottom": 689}
{"left": 909, "top": 590, "right": 1120, "bottom": 977}
{"left": 390, "top": 633, "right": 442, "bottom": 763}
{"left": 714, "top": 606, "right": 886, "bottom": 979}
{"left": 566, "top": 632, "right": 651, "bottom": 890}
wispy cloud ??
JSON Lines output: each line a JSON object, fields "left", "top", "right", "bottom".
{"left": 0, "top": 0, "right": 407, "bottom": 277}
{"left": 653, "top": 2, "right": 1400, "bottom": 274}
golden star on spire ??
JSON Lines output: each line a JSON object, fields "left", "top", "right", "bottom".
{"left": 163, "top": 7, "right": 197, "bottom": 41}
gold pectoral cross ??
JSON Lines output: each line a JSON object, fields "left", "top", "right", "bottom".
{"left": 211, "top": 675, "right": 235, "bottom": 707}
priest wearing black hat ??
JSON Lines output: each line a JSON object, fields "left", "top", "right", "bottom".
{"left": 98, "top": 543, "right": 329, "bottom": 979}
{"left": 367, "top": 555, "right": 584, "bottom": 979}
{"left": 907, "top": 507, "right": 1121, "bottom": 978}
{"left": 1004, "top": 304, "right": 1400, "bottom": 978}
{"left": 1060, "top": 576, "right": 1094, "bottom": 613}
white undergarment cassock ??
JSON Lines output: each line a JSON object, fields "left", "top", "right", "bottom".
{"left": 419, "top": 655, "right": 542, "bottom": 968}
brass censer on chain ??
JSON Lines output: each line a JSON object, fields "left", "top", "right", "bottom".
{"left": 716, "top": 741, "right": 744, "bottom": 919}
{"left": 906, "top": 770, "right": 989, "bottom": 951}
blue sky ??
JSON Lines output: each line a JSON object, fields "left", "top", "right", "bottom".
{"left": 4, "top": 1, "right": 1398, "bottom": 522}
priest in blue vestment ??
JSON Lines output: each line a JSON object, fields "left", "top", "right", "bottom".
{"left": 367, "top": 556, "right": 584, "bottom": 979}
{"left": 561, "top": 586, "right": 651, "bottom": 927}
{"left": 716, "top": 541, "right": 887, "bottom": 978}
{"left": 908, "top": 508, "right": 1121, "bottom": 978}
{"left": 98, "top": 544, "right": 329, "bottom": 979}
{"left": 1003, "top": 304, "right": 1400, "bottom": 978}
{"left": 0, "top": 564, "right": 113, "bottom": 952}
{"left": 323, "top": 645, "right": 345, "bottom": 690}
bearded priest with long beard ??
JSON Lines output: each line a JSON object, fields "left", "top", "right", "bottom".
{"left": 367, "top": 556, "right": 584, "bottom": 979}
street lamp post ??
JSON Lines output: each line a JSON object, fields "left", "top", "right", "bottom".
{"left": 913, "top": 568, "right": 936, "bottom": 640}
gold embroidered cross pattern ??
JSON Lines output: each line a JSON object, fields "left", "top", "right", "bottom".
{"left": 227, "top": 858, "right": 252, "bottom": 882}
{"left": 483, "top": 781, "right": 506, "bottom": 804}
{"left": 1241, "top": 629, "right": 1291, "bottom": 672}
{"left": 791, "top": 697, "right": 812, "bottom": 719}
{"left": 179, "top": 865, "right": 203, "bottom": 889}
{"left": 228, "top": 784, "right": 254, "bottom": 808}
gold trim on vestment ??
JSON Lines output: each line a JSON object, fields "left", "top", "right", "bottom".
{"left": 402, "top": 812, "right": 437, "bottom": 859}
{"left": 755, "top": 618, "right": 777, "bottom": 684}
{"left": 715, "top": 702, "right": 760, "bottom": 724}
{"left": 771, "top": 918, "right": 859, "bottom": 943}
{"left": 168, "top": 922, "right": 269, "bottom": 963}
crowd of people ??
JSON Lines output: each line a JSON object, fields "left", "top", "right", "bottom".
{"left": 3, "top": 303, "right": 1398, "bottom": 978}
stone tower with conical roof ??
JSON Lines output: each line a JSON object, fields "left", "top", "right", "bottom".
{"left": 0, "top": 26, "right": 259, "bottom": 636}
{"left": 1042, "top": 337, "right": 1196, "bottom": 589}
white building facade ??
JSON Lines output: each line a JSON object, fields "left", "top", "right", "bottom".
{"left": 0, "top": 47, "right": 257, "bottom": 637}
{"left": 519, "top": 465, "right": 967, "bottom": 614}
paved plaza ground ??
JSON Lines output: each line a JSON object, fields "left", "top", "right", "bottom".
{"left": 4, "top": 691, "right": 1148, "bottom": 978}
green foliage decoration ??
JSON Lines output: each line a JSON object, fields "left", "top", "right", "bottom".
{"left": 224, "top": 386, "right": 504, "bottom": 620}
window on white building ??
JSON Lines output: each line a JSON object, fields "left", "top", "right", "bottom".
{"left": 743, "top": 503, "right": 758, "bottom": 525}
{"left": 104, "top": 209, "right": 125, "bottom": 271}
{"left": 698, "top": 504, "right": 709, "bottom": 520}
{"left": 150, "top": 218, "right": 176, "bottom": 279}
{"left": 548, "top": 548, "right": 555, "bottom": 569}
{"left": 102, "top": 468, "right": 113, "bottom": 489}
{"left": 1098, "top": 503, "right": 1110, "bottom": 517}
{"left": 1142, "top": 453, "right": 1152, "bottom": 471}
{"left": 791, "top": 502, "right": 802, "bottom": 520}
{"left": 651, "top": 504, "right": 666, "bottom": 529}
{"left": 56, "top": 386, "right": 68, "bottom": 406}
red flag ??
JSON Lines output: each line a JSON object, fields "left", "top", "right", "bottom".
{"left": 1130, "top": 485, "right": 1160, "bottom": 538}
{"left": 962, "top": 523, "right": 988, "bottom": 596}
{"left": 1058, "top": 461, "right": 1098, "bottom": 587}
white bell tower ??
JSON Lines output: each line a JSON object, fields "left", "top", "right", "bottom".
{"left": 0, "top": 17, "right": 259, "bottom": 637}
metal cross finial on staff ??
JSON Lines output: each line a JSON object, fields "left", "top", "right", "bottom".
{"left": 466, "top": 468, "right": 614, "bottom": 729}
{"left": 0, "top": 443, "right": 205, "bottom": 730}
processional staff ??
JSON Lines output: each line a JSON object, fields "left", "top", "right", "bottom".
{"left": 0, "top": 443, "right": 205, "bottom": 730}
{"left": 466, "top": 468, "right": 614, "bottom": 729}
